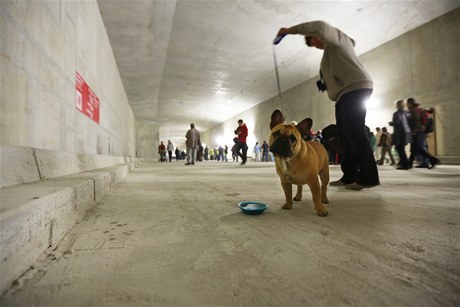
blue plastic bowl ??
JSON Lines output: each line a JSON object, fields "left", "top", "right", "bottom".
{"left": 238, "top": 201, "right": 268, "bottom": 215}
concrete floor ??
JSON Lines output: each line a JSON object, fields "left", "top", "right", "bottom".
{"left": 1, "top": 161, "right": 459, "bottom": 306}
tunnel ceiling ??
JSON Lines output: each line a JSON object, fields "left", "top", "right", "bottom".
{"left": 97, "top": 0, "right": 459, "bottom": 145}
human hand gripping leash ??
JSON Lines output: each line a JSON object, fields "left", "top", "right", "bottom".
{"left": 273, "top": 34, "right": 286, "bottom": 45}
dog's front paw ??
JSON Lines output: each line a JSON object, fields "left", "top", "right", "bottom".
{"left": 282, "top": 203, "right": 293, "bottom": 210}
{"left": 316, "top": 206, "right": 328, "bottom": 217}
{"left": 293, "top": 195, "right": 301, "bottom": 201}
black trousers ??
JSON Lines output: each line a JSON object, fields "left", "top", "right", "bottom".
{"left": 335, "top": 89, "right": 380, "bottom": 186}
{"left": 395, "top": 144, "right": 409, "bottom": 168}
{"left": 234, "top": 141, "right": 248, "bottom": 163}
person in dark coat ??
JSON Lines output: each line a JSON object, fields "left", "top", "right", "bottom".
{"left": 389, "top": 100, "right": 412, "bottom": 169}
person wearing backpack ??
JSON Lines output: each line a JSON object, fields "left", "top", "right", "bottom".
{"left": 424, "top": 108, "right": 435, "bottom": 134}
{"left": 407, "top": 98, "right": 440, "bottom": 169}
{"left": 377, "top": 127, "right": 395, "bottom": 165}
{"left": 419, "top": 108, "right": 436, "bottom": 167}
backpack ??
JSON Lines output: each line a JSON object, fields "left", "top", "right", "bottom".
{"left": 425, "top": 115, "right": 434, "bottom": 133}
{"left": 321, "top": 124, "right": 341, "bottom": 152}
{"left": 419, "top": 109, "right": 428, "bottom": 125}
{"left": 385, "top": 133, "right": 392, "bottom": 146}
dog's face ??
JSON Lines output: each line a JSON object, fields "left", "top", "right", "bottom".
{"left": 269, "top": 109, "right": 312, "bottom": 158}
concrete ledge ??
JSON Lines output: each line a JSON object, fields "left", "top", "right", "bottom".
{"left": 0, "top": 146, "right": 40, "bottom": 187}
{"left": 1, "top": 145, "right": 134, "bottom": 188}
{"left": 439, "top": 156, "right": 460, "bottom": 165}
{"left": 63, "top": 164, "right": 131, "bottom": 202}
{"left": 0, "top": 162, "right": 135, "bottom": 293}
{"left": 35, "top": 148, "right": 132, "bottom": 180}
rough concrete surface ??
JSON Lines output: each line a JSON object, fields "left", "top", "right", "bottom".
{"left": 1, "top": 162, "right": 459, "bottom": 306}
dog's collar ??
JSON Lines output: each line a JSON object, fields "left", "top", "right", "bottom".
{"left": 288, "top": 140, "right": 302, "bottom": 160}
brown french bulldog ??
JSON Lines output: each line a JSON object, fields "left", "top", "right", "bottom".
{"left": 269, "top": 109, "right": 330, "bottom": 216}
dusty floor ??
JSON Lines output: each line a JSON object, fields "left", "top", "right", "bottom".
{"left": 1, "top": 161, "right": 460, "bottom": 306}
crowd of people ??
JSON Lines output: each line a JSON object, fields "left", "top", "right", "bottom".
{"left": 158, "top": 96, "right": 438, "bottom": 174}
{"left": 372, "top": 97, "right": 438, "bottom": 169}
{"left": 157, "top": 119, "right": 275, "bottom": 165}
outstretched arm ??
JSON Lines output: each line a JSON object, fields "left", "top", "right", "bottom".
{"left": 276, "top": 21, "right": 350, "bottom": 46}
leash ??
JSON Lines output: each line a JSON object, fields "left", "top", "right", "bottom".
{"left": 272, "top": 44, "right": 284, "bottom": 113}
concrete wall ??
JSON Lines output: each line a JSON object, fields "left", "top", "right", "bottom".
{"left": 135, "top": 119, "right": 160, "bottom": 159}
{"left": 0, "top": 0, "right": 136, "bottom": 162}
{"left": 202, "top": 8, "right": 460, "bottom": 158}
{"left": 361, "top": 8, "right": 460, "bottom": 157}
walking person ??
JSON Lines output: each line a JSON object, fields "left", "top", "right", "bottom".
{"left": 377, "top": 127, "right": 395, "bottom": 165}
{"left": 374, "top": 127, "right": 382, "bottom": 162}
{"left": 233, "top": 119, "right": 248, "bottom": 165}
{"left": 253, "top": 142, "right": 261, "bottom": 162}
{"left": 167, "top": 140, "right": 174, "bottom": 162}
{"left": 369, "top": 131, "right": 377, "bottom": 160}
{"left": 224, "top": 145, "right": 229, "bottom": 162}
{"left": 209, "top": 148, "right": 214, "bottom": 161}
{"left": 389, "top": 99, "right": 411, "bottom": 170}
{"left": 276, "top": 20, "right": 380, "bottom": 190}
{"left": 185, "top": 123, "right": 200, "bottom": 165}
{"left": 231, "top": 144, "right": 238, "bottom": 162}
{"left": 218, "top": 145, "right": 224, "bottom": 162}
{"left": 261, "top": 141, "right": 270, "bottom": 162}
{"left": 175, "top": 147, "right": 180, "bottom": 161}
{"left": 406, "top": 98, "right": 440, "bottom": 169}
{"left": 158, "top": 141, "right": 166, "bottom": 162}
{"left": 197, "top": 143, "right": 204, "bottom": 162}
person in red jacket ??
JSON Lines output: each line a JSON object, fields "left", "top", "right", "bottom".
{"left": 158, "top": 141, "right": 166, "bottom": 162}
{"left": 233, "top": 119, "right": 248, "bottom": 165}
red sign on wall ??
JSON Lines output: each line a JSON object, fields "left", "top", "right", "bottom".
{"left": 75, "top": 72, "right": 100, "bottom": 124}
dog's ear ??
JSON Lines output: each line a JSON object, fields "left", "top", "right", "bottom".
{"left": 297, "top": 118, "right": 313, "bottom": 139}
{"left": 270, "top": 109, "right": 284, "bottom": 129}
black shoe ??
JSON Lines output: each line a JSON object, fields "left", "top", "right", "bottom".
{"left": 345, "top": 183, "right": 379, "bottom": 190}
{"left": 330, "top": 180, "right": 347, "bottom": 186}
{"left": 415, "top": 164, "right": 429, "bottom": 168}
{"left": 396, "top": 166, "right": 410, "bottom": 170}
{"left": 429, "top": 158, "right": 440, "bottom": 169}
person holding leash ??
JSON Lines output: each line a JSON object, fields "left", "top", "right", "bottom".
{"left": 275, "top": 20, "right": 380, "bottom": 190}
